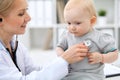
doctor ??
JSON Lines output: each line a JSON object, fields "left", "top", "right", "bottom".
{"left": 0, "top": 0, "right": 89, "bottom": 80}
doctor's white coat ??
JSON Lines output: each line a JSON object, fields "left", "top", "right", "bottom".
{"left": 0, "top": 41, "right": 68, "bottom": 80}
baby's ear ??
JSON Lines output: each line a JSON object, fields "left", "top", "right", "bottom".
{"left": 90, "top": 16, "right": 96, "bottom": 25}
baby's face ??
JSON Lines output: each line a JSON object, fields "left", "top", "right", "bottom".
{"left": 64, "top": 7, "right": 93, "bottom": 37}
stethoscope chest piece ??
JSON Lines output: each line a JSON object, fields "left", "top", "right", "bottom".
{"left": 84, "top": 40, "right": 92, "bottom": 47}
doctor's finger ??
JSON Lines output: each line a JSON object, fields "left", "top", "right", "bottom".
{"left": 75, "top": 53, "right": 87, "bottom": 57}
{"left": 74, "top": 56, "right": 85, "bottom": 62}
{"left": 80, "top": 48, "right": 89, "bottom": 53}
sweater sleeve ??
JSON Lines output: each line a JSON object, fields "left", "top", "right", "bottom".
{"left": 57, "top": 31, "right": 68, "bottom": 51}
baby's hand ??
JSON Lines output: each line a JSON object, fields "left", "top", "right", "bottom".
{"left": 87, "top": 52, "right": 103, "bottom": 64}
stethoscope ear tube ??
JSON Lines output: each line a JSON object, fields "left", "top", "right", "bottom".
{"left": 12, "top": 35, "right": 21, "bottom": 71}
{"left": 12, "top": 40, "right": 21, "bottom": 72}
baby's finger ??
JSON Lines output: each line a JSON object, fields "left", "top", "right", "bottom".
{"left": 88, "top": 58, "right": 94, "bottom": 62}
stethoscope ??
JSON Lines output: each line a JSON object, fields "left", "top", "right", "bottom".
{"left": 84, "top": 39, "right": 92, "bottom": 47}
{"left": 0, "top": 36, "right": 21, "bottom": 72}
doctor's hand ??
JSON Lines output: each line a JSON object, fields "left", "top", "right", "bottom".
{"left": 61, "top": 43, "right": 88, "bottom": 64}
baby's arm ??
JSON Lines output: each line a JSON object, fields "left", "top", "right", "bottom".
{"left": 88, "top": 50, "right": 118, "bottom": 64}
{"left": 101, "top": 50, "right": 118, "bottom": 63}
{"left": 87, "top": 33, "right": 118, "bottom": 64}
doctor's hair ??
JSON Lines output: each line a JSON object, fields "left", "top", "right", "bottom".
{"left": 0, "top": 0, "right": 15, "bottom": 17}
{"left": 64, "top": 0, "right": 97, "bottom": 18}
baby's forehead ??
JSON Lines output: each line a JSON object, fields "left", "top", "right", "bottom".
{"left": 65, "top": 1, "right": 81, "bottom": 8}
{"left": 65, "top": 0, "right": 96, "bottom": 18}
{"left": 65, "top": 0, "right": 88, "bottom": 12}
{"left": 64, "top": 4, "right": 89, "bottom": 17}
{"left": 64, "top": 10, "right": 90, "bottom": 22}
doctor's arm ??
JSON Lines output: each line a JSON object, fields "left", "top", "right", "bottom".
{"left": 36, "top": 43, "right": 88, "bottom": 80}
{"left": 25, "top": 43, "right": 88, "bottom": 80}
{"left": 0, "top": 56, "right": 68, "bottom": 80}
{"left": 0, "top": 43, "right": 88, "bottom": 80}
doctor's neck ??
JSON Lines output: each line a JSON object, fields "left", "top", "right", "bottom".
{"left": 0, "top": 34, "right": 13, "bottom": 48}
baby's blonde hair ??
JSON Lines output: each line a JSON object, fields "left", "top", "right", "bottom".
{"left": 0, "top": 0, "right": 15, "bottom": 17}
{"left": 65, "top": 0, "right": 97, "bottom": 18}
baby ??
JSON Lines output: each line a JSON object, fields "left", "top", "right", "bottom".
{"left": 56, "top": 0, "right": 118, "bottom": 80}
